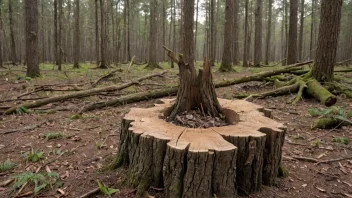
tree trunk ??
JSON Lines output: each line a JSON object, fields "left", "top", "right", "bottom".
{"left": 25, "top": 0, "right": 40, "bottom": 77}
{"left": 286, "top": 0, "right": 298, "bottom": 65}
{"left": 194, "top": 0, "right": 199, "bottom": 61}
{"left": 311, "top": 0, "right": 342, "bottom": 82}
{"left": 210, "top": 0, "right": 215, "bottom": 65}
{"left": 298, "top": 0, "right": 304, "bottom": 61}
{"left": 99, "top": 0, "right": 108, "bottom": 68}
{"left": 254, "top": 0, "right": 263, "bottom": 67}
{"left": 264, "top": 0, "right": 272, "bottom": 65}
{"left": 9, "top": 0, "right": 17, "bottom": 65}
{"left": 95, "top": 0, "right": 99, "bottom": 66}
{"left": 0, "top": 0, "right": 3, "bottom": 68}
{"left": 58, "top": 0, "right": 63, "bottom": 70}
{"left": 73, "top": 0, "right": 80, "bottom": 68}
{"left": 115, "top": 98, "right": 285, "bottom": 196}
{"left": 309, "top": 0, "right": 315, "bottom": 60}
{"left": 232, "top": 0, "right": 239, "bottom": 65}
{"left": 219, "top": 0, "right": 234, "bottom": 72}
{"left": 243, "top": 0, "right": 249, "bottom": 67}
{"left": 146, "top": 0, "right": 161, "bottom": 69}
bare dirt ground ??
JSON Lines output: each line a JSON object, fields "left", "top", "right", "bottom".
{"left": 0, "top": 62, "right": 351, "bottom": 198}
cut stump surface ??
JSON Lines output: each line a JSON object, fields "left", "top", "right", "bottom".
{"left": 117, "top": 98, "right": 286, "bottom": 197}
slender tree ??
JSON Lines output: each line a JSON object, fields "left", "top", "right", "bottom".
{"left": 58, "top": 0, "right": 63, "bottom": 70}
{"left": 311, "top": 0, "right": 342, "bottom": 81}
{"left": 232, "top": 0, "right": 239, "bottom": 65}
{"left": 310, "top": 0, "right": 316, "bottom": 59}
{"left": 210, "top": 0, "right": 215, "bottom": 65}
{"left": 146, "top": 0, "right": 161, "bottom": 69}
{"left": 9, "top": 0, "right": 17, "bottom": 65}
{"left": 0, "top": 0, "right": 3, "bottom": 68}
{"left": 254, "top": 0, "right": 263, "bottom": 67}
{"left": 54, "top": 0, "right": 58, "bottom": 65}
{"left": 99, "top": 0, "right": 108, "bottom": 68}
{"left": 25, "top": 0, "right": 40, "bottom": 77}
{"left": 73, "top": 0, "right": 80, "bottom": 68}
{"left": 265, "top": 0, "right": 272, "bottom": 65}
{"left": 219, "top": 0, "right": 234, "bottom": 72}
{"left": 95, "top": 0, "right": 99, "bottom": 66}
{"left": 243, "top": 0, "right": 249, "bottom": 67}
{"left": 298, "top": 0, "right": 304, "bottom": 61}
{"left": 286, "top": 0, "right": 298, "bottom": 65}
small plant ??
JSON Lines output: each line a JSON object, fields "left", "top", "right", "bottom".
{"left": 16, "top": 106, "right": 30, "bottom": 114}
{"left": 44, "top": 132, "right": 63, "bottom": 140}
{"left": 70, "top": 114, "right": 84, "bottom": 120}
{"left": 333, "top": 137, "right": 350, "bottom": 145}
{"left": 292, "top": 134, "right": 304, "bottom": 140}
{"left": 97, "top": 180, "right": 119, "bottom": 197}
{"left": 0, "top": 160, "right": 15, "bottom": 172}
{"left": 308, "top": 106, "right": 352, "bottom": 122}
{"left": 12, "top": 172, "right": 60, "bottom": 195}
{"left": 22, "top": 150, "right": 45, "bottom": 162}
{"left": 311, "top": 140, "right": 321, "bottom": 147}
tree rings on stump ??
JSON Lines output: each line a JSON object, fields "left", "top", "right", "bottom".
{"left": 117, "top": 98, "right": 286, "bottom": 197}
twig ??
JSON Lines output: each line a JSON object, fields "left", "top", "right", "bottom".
{"left": 91, "top": 69, "right": 121, "bottom": 88}
{"left": 316, "top": 156, "right": 352, "bottom": 165}
{"left": 0, "top": 178, "right": 15, "bottom": 187}
{"left": 284, "top": 155, "right": 319, "bottom": 163}
{"left": 79, "top": 187, "right": 100, "bottom": 198}
{"left": 0, "top": 121, "right": 47, "bottom": 134}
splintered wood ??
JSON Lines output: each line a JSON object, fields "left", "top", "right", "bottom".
{"left": 117, "top": 98, "right": 286, "bottom": 197}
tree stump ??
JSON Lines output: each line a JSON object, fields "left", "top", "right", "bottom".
{"left": 116, "top": 98, "right": 286, "bottom": 197}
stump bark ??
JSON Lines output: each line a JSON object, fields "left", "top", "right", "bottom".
{"left": 116, "top": 99, "right": 286, "bottom": 197}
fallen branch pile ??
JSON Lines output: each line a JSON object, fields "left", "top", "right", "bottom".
{"left": 3, "top": 72, "right": 166, "bottom": 115}
{"left": 80, "top": 61, "right": 310, "bottom": 112}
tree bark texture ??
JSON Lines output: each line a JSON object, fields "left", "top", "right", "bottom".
{"left": 25, "top": 0, "right": 40, "bottom": 77}
{"left": 287, "top": 0, "right": 298, "bottom": 65}
{"left": 116, "top": 99, "right": 286, "bottom": 196}
{"left": 265, "top": 0, "right": 272, "bottom": 65}
{"left": 254, "top": 0, "right": 263, "bottom": 67}
{"left": 243, "top": 0, "right": 249, "bottom": 67}
{"left": 9, "top": 0, "right": 17, "bottom": 65}
{"left": 73, "top": 0, "right": 80, "bottom": 68}
{"left": 146, "top": 0, "right": 161, "bottom": 69}
{"left": 311, "top": 0, "right": 343, "bottom": 82}
{"left": 219, "top": 0, "right": 234, "bottom": 72}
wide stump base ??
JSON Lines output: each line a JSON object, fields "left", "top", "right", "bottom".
{"left": 117, "top": 98, "right": 286, "bottom": 197}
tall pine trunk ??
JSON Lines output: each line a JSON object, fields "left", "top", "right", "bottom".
{"left": 232, "top": 0, "right": 239, "bottom": 65}
{"left": 25, "top": 0, "right": 40, "bottom": 77}
{"left": 286, "top": 0, "right": 298, "bottom": 65}
{"left": 95, "top": 0, "right": 99, "bottom": 66}
{"left": 264, "top": 0, "right": 272, "bottom": 65}
{"left": 99, "top": 0, "right": 108, "bottom": 68}
{"left": 73, "top": 0, "right": 80, "bottom": 68}
{"left": 219, "top": 0, "right": 234, "bottom": 72}
{"left": 243, "top": 0, "right": 249, "bottom": 67}
{"left": 9, "top": 0, "right": 17, "bottom": 65}
{"left": 298, "top": 0, "right": 304, "bottom": 61}
{"left": 146, "top": 0, "right": 160, "bottom": 69}
{"left": 58, "top": 0, "right": 62, "bottom": 70}
{"left": 311, "top": 0, "right": 342, "bottom": 82}
{"left": 254, "top": 0, "right": 263, "bottom": 67}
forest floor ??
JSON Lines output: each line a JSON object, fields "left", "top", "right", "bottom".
{"left": 0, "top": 62, "right": 351, "bottom": 198}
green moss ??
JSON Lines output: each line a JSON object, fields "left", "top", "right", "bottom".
{"left": 312, "top": 118, "right": 340, "bottom": 129}
{"left": 278, "top": 164, "right": 288, "bottom": 178}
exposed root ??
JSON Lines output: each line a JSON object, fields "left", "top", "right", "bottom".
{"left": 237, "top": 72, "right": 339, "bottom": 107}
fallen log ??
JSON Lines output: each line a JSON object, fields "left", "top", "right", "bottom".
{"left": 80, "top": 61, "right": 312, "bottom": 112}
{"left": 215, "top": 61, "right": 312, "bottom": 88}
{"left": 3, "top": 72, "right": 166, "bottom": 115}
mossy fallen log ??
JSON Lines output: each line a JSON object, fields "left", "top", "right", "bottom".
{"left": 312, "top": 118, "right": 351, "bottom": 129}
{"left": 306, "top": 79, "right": 337, "bottom": 107}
